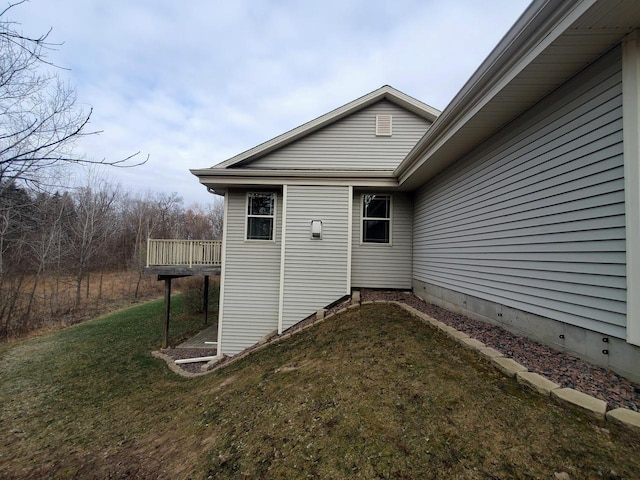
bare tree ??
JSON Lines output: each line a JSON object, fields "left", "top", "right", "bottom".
{"left": 23, "top": 191, "right": 67, "bottom": 321}
{"left": 207, "top": 197, "right": 224, "bottom": 240}
{"left": 0, "top": 1, "right": 145, "bottom": 194}
{"left": 153, "top": 192, "right": 184, "bottom": 238}
{"left": 121, "top": 191, "right": 159, "bottom": 298}
{"left": 67, "top": 174, "right": 120, "bottom": 306}
{"left": 180, "top": 199, "right": 224, "bottom": 239}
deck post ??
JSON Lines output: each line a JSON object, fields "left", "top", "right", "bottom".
{"left": 163, "top": 277, "right": 172, "bottom": 349}
{"left": 203, "top": 275, "right": 209, "bottom": 326}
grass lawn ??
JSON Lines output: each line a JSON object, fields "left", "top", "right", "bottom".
{"left": 0, "top": 301, "right": 638, "bottom": 479}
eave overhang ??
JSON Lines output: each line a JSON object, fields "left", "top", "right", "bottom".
{"left": 190, "top": 168, "right": 400, "bottom": 193}
{"left": 396, "top": 0, "right": 640, "bottom": 190}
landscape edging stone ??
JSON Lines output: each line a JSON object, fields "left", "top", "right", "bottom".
{"left": 162, "top": 300, "right": 640, "bottom": 431}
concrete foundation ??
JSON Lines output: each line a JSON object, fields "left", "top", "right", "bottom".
{"left": 413, "top": 279, "right": 640, "bottom": 384}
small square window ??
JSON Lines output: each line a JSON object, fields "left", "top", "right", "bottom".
{"left": 246, "top": 192, "right": 275, "bottom": 240}
{"left": 362, "top": 194, "right": 391, "bottom": 243}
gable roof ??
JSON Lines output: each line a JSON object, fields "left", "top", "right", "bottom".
{"left": 212, "top": 85, "right": 440, "bottom": 169}
{"left": 193, "top": 0, "right": 638, "bottom": 194}
{"left": 397, "top": 0, "right": 640, "bottom": 190}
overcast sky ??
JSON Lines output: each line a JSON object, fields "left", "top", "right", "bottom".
{"left": 10, "top": 0, "right": 530, "bottom": 205}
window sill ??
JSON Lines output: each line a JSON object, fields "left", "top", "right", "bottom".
{"left": 359, "top": 241, "right": 393, "bottom": 247}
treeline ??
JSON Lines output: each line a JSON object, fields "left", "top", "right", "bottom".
{"left": 0, "top": 4, "right": 224, "bottom": 339}
{"left": 0, "top": 177, "right": 223, "bottom": 338}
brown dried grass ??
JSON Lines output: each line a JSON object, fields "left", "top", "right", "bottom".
{"left": 0, "top": 270, "right": 205, "bottom": 341}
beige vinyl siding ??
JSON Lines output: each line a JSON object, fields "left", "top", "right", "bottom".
{"left": 220, "top": 189, "right": 282, "bottom": 355}
{"left": 351, "top": 191, "right": 413, "bottom": 289}
{"left": 413, "top": 47, "right": 627, "bottom": 338}
{"left": 281, "top": 186, "right": 350, "bottom": 330}
{"left": 246, "top": 101, "right": 431, "bottom": 170}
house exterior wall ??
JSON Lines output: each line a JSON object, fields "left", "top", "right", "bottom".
{"left": 351, "top": 191, "right": 413, "bottom": 289}
{"left": 412, "top": 280, "right": 640, "bottom": 383}
{"left": 280, "top": 185, "right": 351, "bottom": 330}
{"left": 245, "top": 100, "right": 431, "bottom": 170}
{"left": 413, "top": 47, "right": 627, "bottom": 339}
{"left": 219, "top": 189, "right": 282, "bottom": 355}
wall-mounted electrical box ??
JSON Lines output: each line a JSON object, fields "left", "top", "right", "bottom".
{"left": 310, "top": 220, "right": 322, "bottom": 239}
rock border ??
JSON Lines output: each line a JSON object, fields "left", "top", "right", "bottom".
{"left": 153, "top": 299, "right": 640, "bottom": 432}
{"left": 394, "top": 301, "right": 640, "bottom": 431}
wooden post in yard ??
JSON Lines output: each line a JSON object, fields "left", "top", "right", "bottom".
{"left": 163, "top": 277, "right": 171, "bottom": 349}
{"left": 203, "top": 275, "right": 209, "bottom": 326}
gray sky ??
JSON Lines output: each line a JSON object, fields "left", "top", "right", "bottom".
{"left": 10, "top": 0, "right": 530, "bottom": 205}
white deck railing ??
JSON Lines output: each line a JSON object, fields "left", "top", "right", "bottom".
{"left": 146, "top": 239, "right": 222, "bottom": 267}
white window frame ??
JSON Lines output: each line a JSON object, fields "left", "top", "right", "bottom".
{"left": 245, "top": 192, "right": 276, "bottom": 242}
{"left": 360, "top": 193, "right": 392, "bottom": 245}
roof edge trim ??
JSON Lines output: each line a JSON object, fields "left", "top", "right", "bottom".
{"left": 212, "top": 85, "right": 440, "bottom": 169}
{"left": 395, "top": 0, "right": 596, "bottom": 184}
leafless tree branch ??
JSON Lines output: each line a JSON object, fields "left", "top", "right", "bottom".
{"left": 0, "top": 1, "right": 147, "bottom": 194}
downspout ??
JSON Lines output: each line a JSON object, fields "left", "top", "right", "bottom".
{"left": 216, "top": 192, "right": 229, "bottom": 356}
{"left": 346, "top": 186, "right": 353, "bottom": 294}
{"left": 277, "top": 185, "right": 288, "bottom": 334}
{"left": 623, "top": 30, "right": 640, "bottom": 346}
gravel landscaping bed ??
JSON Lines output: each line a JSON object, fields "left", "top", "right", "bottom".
{"left": 161, "top": 291, "right": 639, "bottom": 411}
{"left": 162, "top": 348, "right": 216, "bottom": 374}
{"left": 361, "top": 289, "right": 640, "bottom": 411}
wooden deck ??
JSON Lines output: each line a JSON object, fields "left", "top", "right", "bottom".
{"left": 144, "top": 264, "right": 220, "bottom": 277}
{"left": 146, "top": 239, "right": 221, "bottom": 273}
{"left": 145, "top": 238, "right": 222, "bottom": 348}
{"left": 177, "top": 324, "right": 218, "bottom": 349}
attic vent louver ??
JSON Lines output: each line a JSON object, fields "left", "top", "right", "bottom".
{"left": 376, "top": 114, "right": 392, "bottom": 136}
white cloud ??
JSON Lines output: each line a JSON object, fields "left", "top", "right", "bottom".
{"left": 7, "top": 0, "right": 530, "bottom": 204}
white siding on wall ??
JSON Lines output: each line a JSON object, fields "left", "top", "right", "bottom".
{"left": 281, "top": 186, "right": 350, "bottom": 330}
{"left": 220, "top": 189, "right": 282, "bottom": 354}
{"left": 246, "top": 101, "right": 431, "bottom": 170}
{"left": 351, "top": 191, "right": 413, "bottom": 289}
{"left": 413, "top": 47, "right": 627, "bottom": 338}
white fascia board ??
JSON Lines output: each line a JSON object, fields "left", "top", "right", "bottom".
{"left": 193, "top": 169, "right": 399, "bottom": 189}
{"left": 396, "top": 0, "right": 597, "bottom": 185}
{"left": 211, "top": 86, "right": 439, "bottom": 170}
{"left": 197, "top": 177, "right": 399, "bottom": 189}
{"left": 191, "top": 168, "right": 396, "bottom": 178}
{"left": 623, "top": 30, "right": 640, "bottom": 346}
{"left": 383, "top": 88, "right": 441, "bottom": 120}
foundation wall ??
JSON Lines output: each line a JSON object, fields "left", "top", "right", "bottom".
{"left": 413, "top": 278, "right": 640, "bottom": 384}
